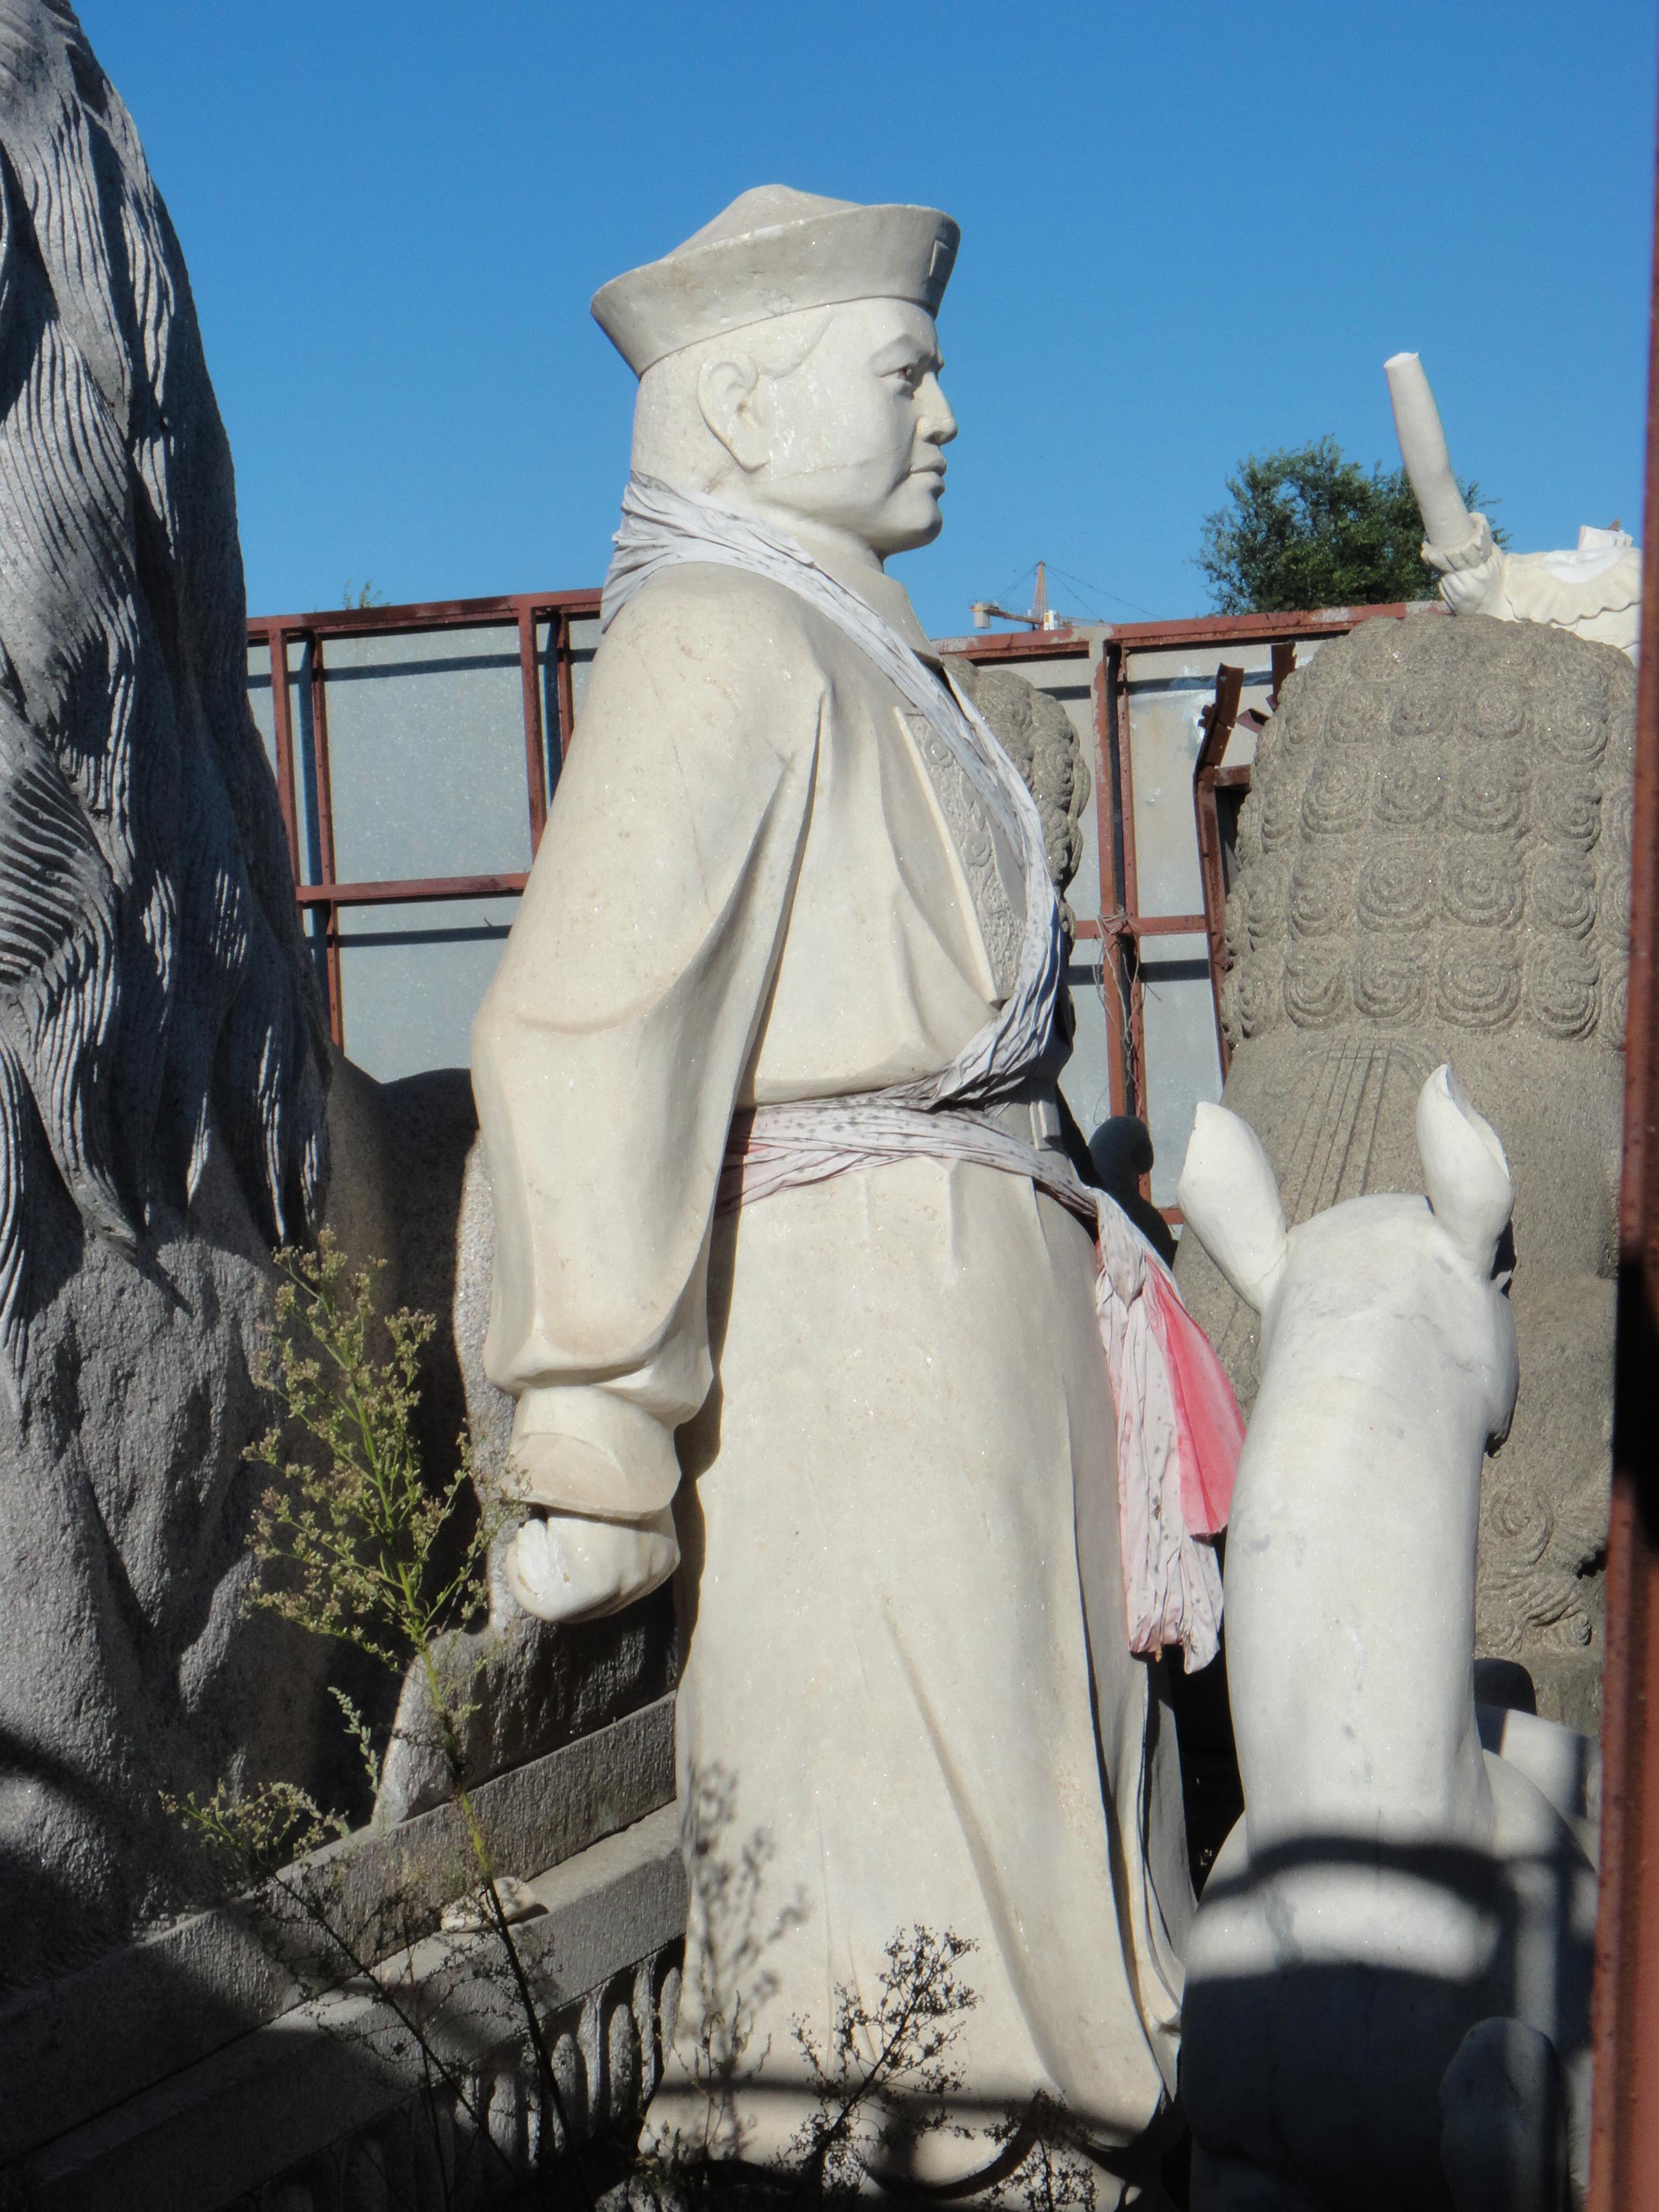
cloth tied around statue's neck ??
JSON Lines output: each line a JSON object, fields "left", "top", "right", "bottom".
{"left": 602, "top": 475, "right": 1242, "bottom": 1668}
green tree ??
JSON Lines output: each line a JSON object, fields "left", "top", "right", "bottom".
{"left": 1197, "top": 438, "right": 1502, "bottom": 614}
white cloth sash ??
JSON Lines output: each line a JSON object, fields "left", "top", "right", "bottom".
{"left": 604, "top": 476, "right": 1063, "bottom": 1107}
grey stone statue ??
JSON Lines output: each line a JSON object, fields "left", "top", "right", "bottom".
{"left": 0, "top": 0, "right": 331, "bottom": 1987}
{"left": 950, "top": 660, "right": 1094, "bottom": 926}
{"left": 1177, "top": 611, "right": 1631, "bottom": 1732}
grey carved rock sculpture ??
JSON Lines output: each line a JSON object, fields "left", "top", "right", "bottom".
{"left": 0, "top": 1, "right": 331, "bottom": 1987}
{"left": 1177, "top": 611, "right": 1631, "bottom": 1731}
{"left": 950, "top": 659, "right": 1093, "bottom": 920}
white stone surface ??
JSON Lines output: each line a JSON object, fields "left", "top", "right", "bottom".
{"left": 1387, "top": 350, "right": 1640, "bottom": 658}
{"left": 592, "top": 183, "right": 958, "bottom": 374}
{"left": 1176, "top": 1067, "right": 1596, "bottom": 2209}
{"left": 472, "top": 187, "right": 1192, "bottom": 2183}
{"left": 1478, "top": 1700, "right": 1602, "bottom": 1870}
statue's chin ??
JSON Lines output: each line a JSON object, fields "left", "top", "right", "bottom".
{"left": 875, "top": 491, "right": 945, "bottom": 558}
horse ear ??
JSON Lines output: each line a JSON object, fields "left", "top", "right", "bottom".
{"left": 1417, "top": 1065, "right": 1512, "bottom": 1274}
{"left": 1177, "top": 1104, "right": 1288, "bottom": 1313}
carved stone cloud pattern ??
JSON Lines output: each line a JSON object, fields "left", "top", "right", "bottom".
{"left": 1223, "top": 613, "right": 1635, "bottom": 1058}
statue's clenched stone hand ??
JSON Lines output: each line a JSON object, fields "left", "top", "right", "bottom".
{"left": 1423, "top": 511, "right": 1507, "bottom": 618}
{"left": 505, "top": 1506, "right": 680, "bottom": 1622}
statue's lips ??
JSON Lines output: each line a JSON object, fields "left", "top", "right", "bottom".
{"left": 911, "top": 463, "right": 947, "bottom": 491}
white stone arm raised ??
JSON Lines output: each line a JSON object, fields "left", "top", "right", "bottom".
{"left": 1386, "top": 350, "right": 1473, "bottom": 550}
{"left": 471, "top": 568, "right": 822, "bottom": 1526}
{"left": 1384, "top": 351, "right": 1506, "bottom": 617}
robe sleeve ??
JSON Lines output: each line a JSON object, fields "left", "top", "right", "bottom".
{"left": 471, "top": 568, "right": 824, "bottom": 1520}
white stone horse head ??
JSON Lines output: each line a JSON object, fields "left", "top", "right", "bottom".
{"left": 1175, "top": 1066, "right": 1595, "bottom": 2212}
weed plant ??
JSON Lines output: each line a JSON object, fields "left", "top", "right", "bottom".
{"left": 168, "top": 1235, "right": 589, "bottom": 2205}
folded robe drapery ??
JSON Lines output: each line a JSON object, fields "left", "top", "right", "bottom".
{"left": 606, "top": 477, "right": 1241, "bottom": 1669}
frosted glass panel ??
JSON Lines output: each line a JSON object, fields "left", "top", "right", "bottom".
{"left": 318, "top": 630, "right": 536, "bottom": 884}
{"left": 247, "top": 642, "right": 276, "bottom": 775}
{"left": 1125, "top": 647, "right": 1275, "bottom": 918}
{"left": 568, "top": 617, "right": 600, "bottom": 722}
{"left": 243, "top": 619, "right": 1340, "bottom": 1115}
{"left": 1140, "top": 932, "right": 1221, "bottom": 1209}
{"left": 1060, "top": 950, "right": 1116, "bottom": 1141}
{"left": 334, "top": 895, "right": 518, "bottom": 1081}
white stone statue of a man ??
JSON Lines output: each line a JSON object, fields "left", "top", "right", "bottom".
{"left": 472, "top": 186, "right": 1240, "bottom": 2192}
{"left": 1386, "top": 350, "right": 1642, "bottom": 659}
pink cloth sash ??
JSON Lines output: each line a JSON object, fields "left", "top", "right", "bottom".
{"left": 721, "top": 1099, "right": 1241, "bottom": 1671}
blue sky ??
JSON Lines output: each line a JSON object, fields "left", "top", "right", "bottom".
{"left": 85, "top": 1, "right": 1658, "bottom": 638}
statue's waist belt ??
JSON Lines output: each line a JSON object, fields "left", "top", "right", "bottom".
{"left": 718, "top": 1089, "right": 1084, "bottom": 1222}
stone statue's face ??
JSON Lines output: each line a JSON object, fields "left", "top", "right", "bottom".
{"left": 705, "top": 299, "right": 957, "bottom": 559}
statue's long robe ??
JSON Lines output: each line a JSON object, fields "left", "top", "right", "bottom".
{"left": 472, "top": 556, "right": 1189, "bottom": 2165}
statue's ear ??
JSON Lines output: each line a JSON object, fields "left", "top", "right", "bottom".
{"left": 1177, "top": 1103, "right": 1288, "bottom": 1313}
{"left": 1417, "top": 1065, "right": 1512, "bottom": 1275}
{"left": 696, "top": 352, "right": 767, "bottom": 474}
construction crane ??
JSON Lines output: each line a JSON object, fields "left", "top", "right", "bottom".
{"left": 971, "top": 560, "right": 1063, "bottom": 632}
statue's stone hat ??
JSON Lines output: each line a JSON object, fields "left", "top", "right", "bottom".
{"left": 592, "top": 185, "right": 959, "bottom": 375}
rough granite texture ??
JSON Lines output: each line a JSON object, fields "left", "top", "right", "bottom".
{"left": 949, "top": 656, "right": 1093, "bottom": 920}
{"left": 1176, "top": 612, "right": 1630, "bottom": 1732}
{"left": 0, "top": 0, "right": 670, "bottom": 1995}
{"left": 0, "top": 0, "right": 332, "bottom": 1993}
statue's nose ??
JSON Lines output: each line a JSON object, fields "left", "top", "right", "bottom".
{"left": 918, "top": 374, "right": 957, "bottom": 446}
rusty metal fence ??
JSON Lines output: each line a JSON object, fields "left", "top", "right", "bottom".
{"left": 247, "top": 590, "right": 600, "bottom": 1059}
{"left": 933, "top": 604, "right": 1436, "bottom": 1209}
{"left": 1589, "top": 51, "right": 1659, "bottom": 2202}
{"left": 249, "top": 592, "right": 1440, "bottom": 1204}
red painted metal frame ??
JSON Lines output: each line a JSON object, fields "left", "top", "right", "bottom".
{"left": 943, "top": 608, "right": 1436, "bottom": 1137}
{"left": 247, "top": 589, "right": 600, "bottom": 1043}
{"left": 932, "top": 600, "right": 1438, "bottom": 661}
{"left": 1089, "top": 608, "right": 1432, "bottom": 1131}
{"left": 1194, "top": 662, "right": 1246, "bottom": 1079}
{"left": 1588, "top": 82, "right": 1659, "bottom": 2209}
{"left": 292, "top": 872, "right": 530, "bottom": 907}
{"left": 251, "top": 591, "right": 1436, "bottom": 1092}
{"left": 263, "top": 630, "right": 300, "bottom": 880}
{"left": 306, "top": 634, "right": 344, "bottom": 1043}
